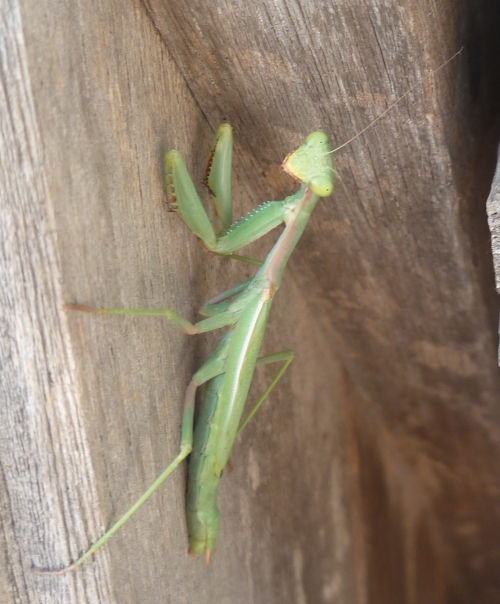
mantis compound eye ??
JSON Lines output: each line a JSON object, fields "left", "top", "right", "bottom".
{"left": 305, "top": 131, "right": 329, "bottom": 146}
{"left": 310, "top": 174, "right": 334, "bottom": 197}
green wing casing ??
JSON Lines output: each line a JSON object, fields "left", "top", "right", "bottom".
{"left": 186, "top": 295, "right": 272, "bottom": 556}
{"left": 186, "top": 373, "right": 224, "bottom": 556}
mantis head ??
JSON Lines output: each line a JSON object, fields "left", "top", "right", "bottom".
{"left": 282, "top": 130, "right": 334, "bottom": 197}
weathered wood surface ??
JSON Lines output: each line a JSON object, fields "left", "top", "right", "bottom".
{"left": 146, "top": 1, "right": 500, "bottom": 601}
{"left": 1, "top": 0, "right": 499, "bottom": 603}
{"left": 486, "top": 145, "right": 500, "bottom": 362}
{"left": 1, "top": 1, "right": 347, "bottom": 602}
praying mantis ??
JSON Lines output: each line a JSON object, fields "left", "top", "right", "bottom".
{"left": 34, "top": 49, "right": 461, "bottom": 575}
{"left": 36, "top": 126, "right": 334, "bottom": 574}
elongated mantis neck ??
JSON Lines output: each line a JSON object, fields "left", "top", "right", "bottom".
{"left": 259, "top": 187, "right": 319, "bottom": 292}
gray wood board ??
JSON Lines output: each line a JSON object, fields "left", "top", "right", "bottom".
{"left": 1, "top": 0, "right": 500, "bottom": 603}
{"left": 144, "top": 0, "right": 500, "bottom": 602}
{"left": 2, "top": 0, "right": 350, "bottom": 603}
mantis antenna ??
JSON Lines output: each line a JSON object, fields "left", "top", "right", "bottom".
{"left": 330, "top": 48, "right": 463, "bottom": 154}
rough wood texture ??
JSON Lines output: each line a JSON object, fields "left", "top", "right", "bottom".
{"left": 2, "top": 0, "right": 499, "bottom": 603}
{"left": 486, "top": 145, "right": 500, "bottom": 362}
{"left": 2, "top": 1, "right": 347, "bottom": 602}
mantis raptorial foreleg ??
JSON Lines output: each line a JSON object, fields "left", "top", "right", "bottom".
{"left": 165, "top": 125, "right": 290, "bottom": 256}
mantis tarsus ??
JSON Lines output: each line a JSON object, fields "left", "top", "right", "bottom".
{"left": 34, "top": 50, "right": 460, "bottom": 575}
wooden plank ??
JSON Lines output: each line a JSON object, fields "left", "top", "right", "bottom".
{"left": 2, "top": 0, "right": 500, "bottom": 602}
{"left": 1, "top": 0, "right": 350, "bottom": 602}
{"left": 144, "top": 1, "right": 500, "bottom": 603}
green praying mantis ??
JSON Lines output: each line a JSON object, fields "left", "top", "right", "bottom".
{"left": 34, "top": 49, "right": 461, "bottom": 575}
{"left": 38, "top": 125, "right": 333, "bottom": 574}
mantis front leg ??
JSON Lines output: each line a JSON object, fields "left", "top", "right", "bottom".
{"left": 164, "top": 124, "right": 291, "bottom": 256}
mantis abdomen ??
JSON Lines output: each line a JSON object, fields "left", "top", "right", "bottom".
{"left": 187, "top": 295, "right": 272, "bottom": 556}
{"left": 186, "top": 374, "right": 223, "bottom": 556}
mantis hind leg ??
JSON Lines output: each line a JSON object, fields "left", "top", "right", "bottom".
{"left": 32, "top": 351, "right": 229, "bottom": 575}
{"left": 236, "top": 349, "right": 294, "bottom": 437}
{"left": 32, "top": 382, "right": 197, "bottom": 575}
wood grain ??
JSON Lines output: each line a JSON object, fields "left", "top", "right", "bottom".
{"left": 145, "top": 1, "right": 500, "bottom": 601}
{"left": 2, "top": 0, "right": 348, "bottom": 602}
{"left": 486, "top": 145, "right": 500, "bottom": 363}
{"left": 1, "top": 0, "right": 499, "bottom": 602}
